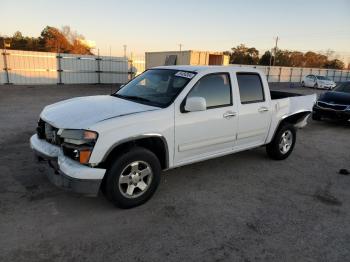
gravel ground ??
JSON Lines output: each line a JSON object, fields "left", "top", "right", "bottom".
{"left": 0, "top": 83, "right": 349, "bottom": 262}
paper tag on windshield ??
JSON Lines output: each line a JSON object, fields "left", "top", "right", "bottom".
{"left": 175, "top": 71, "right": 195, "bottom": 79}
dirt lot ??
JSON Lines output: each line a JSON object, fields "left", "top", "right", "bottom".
{"left": 0, "top": 83, "right": 349, "bottom": 262}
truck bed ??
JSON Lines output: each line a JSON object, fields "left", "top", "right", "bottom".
{"left": 270, "top": 90, "right": 302, "bottom": 100}
{"left": 265, "top": 90, "right": 317, "bottom": 143}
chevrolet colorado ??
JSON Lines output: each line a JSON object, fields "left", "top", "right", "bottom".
{"left": 30, "top": 66, "right": 316, "bottom": 208}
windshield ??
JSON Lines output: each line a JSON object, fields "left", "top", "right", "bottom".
{"left": 316, "top": 76, "right": 330, "bottom": 81}
{"left": 333, "top": 82, "right": 350, "bottom": 93}
{"left": 113, "top": 69, "right": 196, "bottom": 108}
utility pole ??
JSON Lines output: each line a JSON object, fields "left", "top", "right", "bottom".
{"left": 179, "top": 44, "right": 182, "bottom": 52}
{"left": 273, "top": 36, "right": 279, "bottom": 66}
{"left": 123, "top": 45, "right": 127, "bottom": 58}
{"left": 269, "top": 48, "right": 273, "bottom": 67}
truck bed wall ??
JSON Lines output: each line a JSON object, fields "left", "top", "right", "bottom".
{"left": 266, "top": 93, "right": 317, "bottom": 143}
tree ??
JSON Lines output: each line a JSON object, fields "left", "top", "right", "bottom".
{"left": 289, "top": 51, "right": 304, "bottom": 67}
{"left": 40, "top": 26, "right": 72, "bottom": 53}
{"left": 324, "top": 59, "right": 344, "bottom": 70}
{"left": 228, "top": 44, "right": 259, "bottom": 65}
{"left": 303, "top": 51, "right": 328, "bottom": 68}
{"left": 274, "top": 50, "right": 292, "bottom": 66}
{"left": 37, "top": 26, "right": 93, "bottom": 54}
{"left": 259, "top": 51, "right": 273, "bottom": 66}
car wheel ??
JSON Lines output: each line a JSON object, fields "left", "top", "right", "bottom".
{"left": 301, "top": 81, "right": 305, "bottom": 87}
{"left": 266, "top": 123, "right": 296, "bottom": 160}
{"left": 314, "top": 83, "right": 318, "bottom": 89}
{"left": 312, "top": 113, "right": 321, "bottom": 121}
{"left": 105, "top": 147, "right": 161, "bottom": 208}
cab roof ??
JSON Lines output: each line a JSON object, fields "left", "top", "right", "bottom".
{"left": 153, "top": 65, "right": 262, "bottom": 74}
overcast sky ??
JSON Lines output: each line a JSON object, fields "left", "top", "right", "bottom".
{"left": 2, "top": 0, "right": 350, "bottom": 62}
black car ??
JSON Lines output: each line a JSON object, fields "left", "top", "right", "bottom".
{"left": 312, "top": 81, "right": 350, "bottom": 122}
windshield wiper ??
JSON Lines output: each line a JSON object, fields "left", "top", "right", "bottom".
{"left": 112, "top": 94, "right": 152, "bottom": 103}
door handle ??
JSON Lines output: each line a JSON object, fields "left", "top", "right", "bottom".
{"left": 223, "top": 111, "right": 237, "bottom": 119}
{"left": 258, "top": 107, "right": 269, "bottom": 113}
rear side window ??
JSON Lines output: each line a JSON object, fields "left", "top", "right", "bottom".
{"left": 187, "top": 73, "right": 232, "bottom": 108}
{"left": 236, "top": 73, "right": 265, "bottom": 104}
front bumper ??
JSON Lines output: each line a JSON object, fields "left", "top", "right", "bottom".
{"left": 319, "top": 84, "right": 335, "bottom": 90}
{"left": 30, "top": 134, "right": 106, "bottom": 196}
{"left": 313, "top": 106, "right": 350, "bottom": 121}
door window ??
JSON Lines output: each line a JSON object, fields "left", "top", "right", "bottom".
{"left": 236, "top": 73, "right": 265, "bottom": 104}
{"left": 187, "top": 73, "right": 232, "bottom": 108}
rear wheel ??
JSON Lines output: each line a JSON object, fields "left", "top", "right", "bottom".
{"left": 266, "top": 123, "right": 296, "bottom": 160}
{"left": 105, "top": 147, "right": 161, "bottom": 208}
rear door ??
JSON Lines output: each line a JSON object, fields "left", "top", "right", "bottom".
{"left": 174, "top": 72, "right": 238, "bottom": 165}
{"left": 234, "top": 72, "right": 272, "bottom": 149}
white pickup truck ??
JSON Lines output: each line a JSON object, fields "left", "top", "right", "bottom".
{"left": 30, "top": 66, "right": 316, "bottom": 208}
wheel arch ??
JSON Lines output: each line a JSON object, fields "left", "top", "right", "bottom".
{"left": 270, "top": 110, "right": 311, "bottom": 141}
{"left": 99, "top": 134, "right": 169, "bottom": 171}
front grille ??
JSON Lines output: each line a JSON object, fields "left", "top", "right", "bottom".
{"left": 317, "top": 101, "right": 347, "bottom": 111}
{"left": 37, "top": 119, "right": 46, "bottom": 139}
{"left": 36, "top": 119, "right": 61, "bottom": 145}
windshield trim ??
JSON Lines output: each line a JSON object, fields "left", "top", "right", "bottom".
{"left": 112, "top": 69, "right": 197, "bottom": 108}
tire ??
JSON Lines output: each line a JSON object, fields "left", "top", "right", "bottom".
{"left": 301, "top": 81, "right": 305, "bottom": 87}
{"left": 314, "top": 83, "right": 318, "bottom": 89}
{"left": 312, "top": 113, "right": 321, "bottom": 121}
{"left": 105, "top": 147, "right": 161, "bottom": 208}
{"left": 266, "top": 123, "right": 296, "bottom": 160}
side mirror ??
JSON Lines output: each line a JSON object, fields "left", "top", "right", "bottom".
{"left": 185, "top": 97, "right": 207, "bottom": 112}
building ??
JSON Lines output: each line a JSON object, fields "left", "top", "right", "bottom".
{"left": 145, "top": 50, "right": 230, "bottom": 69}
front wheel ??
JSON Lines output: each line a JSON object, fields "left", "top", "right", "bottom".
{"left": 266, "top": 123, "right": 296, "bottom": 160}
{"left": 314, "top": 83, "right": 318, "bottom": 89}
{"left": 105, "top": 147, "right": 161, "bottom": 208}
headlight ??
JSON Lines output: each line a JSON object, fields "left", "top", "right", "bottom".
{"left": 59, "top": 129, "right": 98, "bottom": 144}
{"left": 59, "top": 129, "right": 98, "bottom": 164}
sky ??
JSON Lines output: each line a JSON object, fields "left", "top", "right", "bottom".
{"left": 2, "top": 0, "right": 350, "bottom": 63}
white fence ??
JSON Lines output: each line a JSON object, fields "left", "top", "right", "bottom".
{"left": 1, "top": 50, "right": 349, "bottom": 85}
{"left": 0, "top": 49, "right": 129, "bottom": 85}
{"left": 231, "top": 64, "right": 350, "bottom": 83}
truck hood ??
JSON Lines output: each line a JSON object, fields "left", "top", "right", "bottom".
{"left": 41, "top": 95, "right": 159, "bottom": 129}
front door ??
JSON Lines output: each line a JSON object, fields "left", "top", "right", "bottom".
{"left": 174, "top": 73, "right": 238, "bottom": 165}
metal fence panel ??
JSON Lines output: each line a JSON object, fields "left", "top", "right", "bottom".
{"left": 100, "top": 56, "right": 128, "bottom": 83}
{"left": 0, "top": 51, "right": 4, "bottom": 84}
{"left": 229, "top": 64, "right": 350, "bottom": 83}
{"left": 61, "top": 54, "right": 98, "bottom": 84}
{"left": 0, "top": 49, "right": 129, "bottom": 85}
{"left": 5, "top": 50, "right": 58, "bottom": 84}
{"left": 2, "top": 50, "right": 349, "bottom": 85}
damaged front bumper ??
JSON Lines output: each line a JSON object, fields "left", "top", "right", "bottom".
{"left": 30, "top": 134, "right": 106, "bottom": 196}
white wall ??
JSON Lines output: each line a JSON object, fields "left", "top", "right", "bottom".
{"left": 1, "top": 50, "right": 349, "bottom": 85}
{"left": 0, "top": 50, "right": 129, "bottom": 85}
{"left": 232, "top": 64, "right": 350, "bottom": 83}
